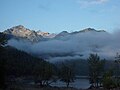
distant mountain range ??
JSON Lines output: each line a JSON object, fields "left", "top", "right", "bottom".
{"left": 3, "top": 25, "right": 106, "bottom": 42}
{"left": 2, "top": 25, "right": 118, "bottom": 62}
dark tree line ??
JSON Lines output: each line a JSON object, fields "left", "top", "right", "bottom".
{"left": 0, "top": 46, "right": 75, "bottom": 88}
{"left": 0, "top": 46, "right": 57, "bottom": 88}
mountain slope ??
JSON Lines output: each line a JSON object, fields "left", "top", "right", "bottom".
{"left": 3, "top": 25, "right": 56, "bottom": 42}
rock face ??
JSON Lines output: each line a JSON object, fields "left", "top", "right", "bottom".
{"left": 4, "top": 25, "right": 41, "bottom": 42}
{"left": 3, "top": 25, "right": 56, "bottom": 42}
{"left": 37, "top": 30, "right": 56, "bottom": 38}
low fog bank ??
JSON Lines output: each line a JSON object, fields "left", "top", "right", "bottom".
{"left": 8, "top": 31, "right": 120, "bottom": 62}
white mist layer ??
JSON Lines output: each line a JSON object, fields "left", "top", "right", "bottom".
{"left": 8, "top": 31, "right": 120, "bottom": 62}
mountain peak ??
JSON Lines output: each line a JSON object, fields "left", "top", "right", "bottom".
{"left": 79, "top": 28, "right": 106, "bottom": 33}
{"left": 80, "top": 28, "right": 96, "bottom": 32}
{"left": 4, "top": 25, "right": 32, "bottom": 35}
{"left": 3, "top": 25, "right": 57, "bottom": 42}
{"left": 55, "top": 31, "right": 69, "bottom": 38}
{"left": 11, "top": 25, "right": 28, "bottom": 31}
{"left": 14, "top": 25, "right": 25, "bottom": 28}
{"left": 4, "top": 25, "right": 43, "bottom": 42}
{"left": 60, "top": 31, "right": 69, "bottom": 34}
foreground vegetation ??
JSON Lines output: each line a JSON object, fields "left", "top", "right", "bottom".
{"left": 0, "top": 33, "right": 120, "bottom": 90}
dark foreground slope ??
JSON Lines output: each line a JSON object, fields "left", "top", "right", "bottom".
{"left": 0, "top": 45, "right": 56, "bottom": 89}
{"left": 1, "top": 46, "right": 45, "bottom": 76}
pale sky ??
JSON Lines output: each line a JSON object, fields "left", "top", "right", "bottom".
{"left": 0, "top": 0, "right": 120, "bottom": 33}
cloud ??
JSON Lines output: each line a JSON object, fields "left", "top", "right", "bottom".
{"left": 77, "top": 0, "right": 109, "bottom": 8}
{"left": 7, "top": 30, "right": 120, "bottom": 62}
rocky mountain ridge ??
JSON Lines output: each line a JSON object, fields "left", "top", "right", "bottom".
{"left": 3, "top": 25, "right": 56, "bottom": 42}
{"left": 3, "top": 25, "right": 106, "bottom": 42}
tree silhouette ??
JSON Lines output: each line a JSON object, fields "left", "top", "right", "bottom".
{"left": 114, "top": 53, "right": 120, "bottom": 87}
{"left": 102, "top": 69, "right": 116, "bottom": 89}
{"left": 33, "top": 61, "right": 55, "bottom": 87}
{"left": 88, "top": 54, "right": 105, "bottom": 88}
{"left": 59, "top": 63, "right": 75, "bottom": 88}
